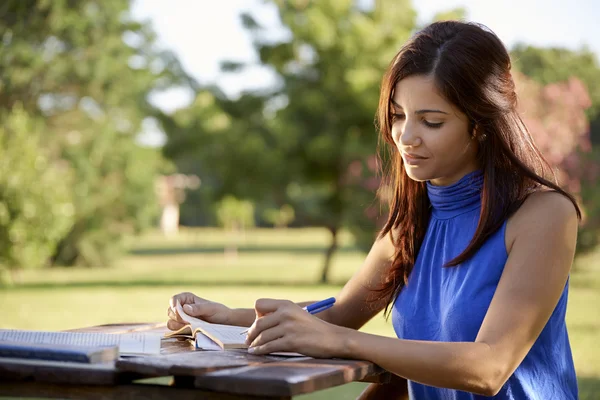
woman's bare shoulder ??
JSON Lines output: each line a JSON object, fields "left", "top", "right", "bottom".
{"left": 505, "top": 190, "right": 578, "bottom": 253}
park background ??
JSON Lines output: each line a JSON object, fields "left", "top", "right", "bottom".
{"left": 1, "top": 0, "right": 599, "bottom": 398}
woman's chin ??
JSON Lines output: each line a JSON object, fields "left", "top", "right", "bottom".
{"left": 404, "top": 167, "right": 431, "bottom": 182}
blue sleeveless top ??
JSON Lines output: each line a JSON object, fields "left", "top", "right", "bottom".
{"left": 391, "top": 171, "right": 578, "bottom": 399}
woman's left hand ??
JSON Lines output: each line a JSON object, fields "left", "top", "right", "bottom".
{"left": 245, "top": 298, "right": 349, "bottom": 358}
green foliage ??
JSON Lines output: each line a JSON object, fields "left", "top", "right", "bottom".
{"left": 254, "top": 0, "right": 416, "bottom": 257}
{"left": 263, "top": 204, "right": 295, "bottom": 228}
{"left": 216, "top": 196, "right": 256, "bottom": 231}
{"left": 53, "top": 135, "right": 164, "bottom": 266}
{"left": 0, "top": 0, "right": 183, "bottom": 267}
{"left": 431, "top": 7, "right": 467, "bottom": 22}
{"left": 158, "top": 0, "right": 418, "bottom": 280}
{"left": 0, "top": 106, "right": 74, "bottom": 274}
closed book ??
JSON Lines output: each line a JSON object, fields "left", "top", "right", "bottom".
{"left": 0, "top": 341, "right": 119, "bottom": 364}
{"left": 0, "top": 329, "right": 161, "bottom": 356}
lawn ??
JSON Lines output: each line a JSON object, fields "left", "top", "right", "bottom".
{"left": 1, "top": 227, "right": 599, "bottom": 399}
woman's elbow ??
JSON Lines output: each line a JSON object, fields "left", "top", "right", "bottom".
{"left": 464, "top": 352, "right": 509, "bottom": 396}
{"left": 467, "top": 376, "right": 504, "bottom": 397}
{"left": 477, "top": 364, "right": 509, "bottom": 397}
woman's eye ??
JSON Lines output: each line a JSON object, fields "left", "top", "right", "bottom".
{"left": 424, "top": 120, "right": 443, "bottom": 128}
{"left": 391, "top": 113, "right": 405, "bottom": 121}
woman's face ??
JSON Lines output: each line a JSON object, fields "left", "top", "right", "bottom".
{"left": 391, "top": 74, "right": 479, "bottom": 186}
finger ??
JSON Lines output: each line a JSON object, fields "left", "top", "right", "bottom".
{"left": 245, "top": 313, "right": 281, "bottom": 345}
{"left": 254, "top": 298, "right": 291, "bottom": 317}
{"left": 167, "top": 306, "right": 187, "bottom": 323}
{"left": 182, "top": 300, "right": 220, "bottom": 320}
{"left": 248, "top": 324, "right": 286, "bottom": 349}
{"left": 166, "top": 319, "right": 186, "bottom": 331}
{"left": 248, "top": 337, "right": 290, "bottom": 356}
{"left": 169, "top": 292, "right": 198, "bottom": 309}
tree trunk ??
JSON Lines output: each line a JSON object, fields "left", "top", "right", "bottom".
{"left": 320, "top": 226, "right": 338, "bottom": 283}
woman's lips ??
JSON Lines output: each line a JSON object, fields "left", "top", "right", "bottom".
{"left": 402, "top": 152, "right": 428, "bottom": 165}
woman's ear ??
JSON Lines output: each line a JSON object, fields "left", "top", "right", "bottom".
{"left": 471, "top": 123, "right": 478, "bottom": 139}
{"left": 472, "top": 124, "right": 487, "bottom": 142}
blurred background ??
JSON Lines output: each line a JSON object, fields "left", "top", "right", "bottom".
{"left": 1, "top": 0, "right": 599, "bottom": 398}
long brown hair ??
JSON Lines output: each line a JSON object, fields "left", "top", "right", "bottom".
{"left": 374, "top": 21, "right": 582, "bottom": 316}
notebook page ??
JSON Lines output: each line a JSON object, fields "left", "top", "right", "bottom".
{"left": 195, "top": 334, "right": 222, "bottom": 350}
{"left": 0, "top": 330, "right": 161, "bottom": 355}
{"left": 194, "top": 333, "right": 305, "bottom": 356}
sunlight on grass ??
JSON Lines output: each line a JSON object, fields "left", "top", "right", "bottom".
{"left": 2, "top": 227, "right": 599, "bottom": 398}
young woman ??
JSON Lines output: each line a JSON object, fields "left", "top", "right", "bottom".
{"left": 167, "top": 21, "right": 580, "bottom": 399}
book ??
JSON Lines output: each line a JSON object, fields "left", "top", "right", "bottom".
{"left": 166, "top": 302, "right": 305, "bottom": 357}
{"left": 164, "top": 302, "right": 249, "bottom": 350}
{"left": 0, "top": 341, "right": 118, "bottom": 363}
{"left": 0, "top": 329, "right": 161, "bottom": 356}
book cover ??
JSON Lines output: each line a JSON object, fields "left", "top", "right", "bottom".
{"left": 0, "top": 341, "right": 119, "bottom": 364}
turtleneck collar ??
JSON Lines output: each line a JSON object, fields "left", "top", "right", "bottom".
{"left": 426, "top": 170, "right": 483, "bottom": 219}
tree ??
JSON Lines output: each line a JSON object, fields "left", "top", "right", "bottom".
{"left": 233, "top": 0, "right": 417, "bottom": 282}
{"left": 513, "top": 72, "right": 592, "bottom": 190}
{"left": 511, "top": 45, "right": 600, "bottom": 251}
{"left": 511, "top": 44, "right": 600, "bottom": 144}
{"left": 263, "top": 204, "right": 295, "bottom": 229}
{"left": 216, "top": 196, "right": 256, "bottom": 260}
{"left": 431, "top": 7, "right": 467, "bottom": 23}
{"left": 0, "top": 0, "right": 185, "bottom": 266}
{"left": 0, "top": 106, "right": 73, "bottom": 282}
{"left": 155, "top": 87, "right": 291, "bottom": 231}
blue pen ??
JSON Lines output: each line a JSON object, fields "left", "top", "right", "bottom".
{"left": 303, "top": 297, "right": 336, "bottom": 314}
{"left": 241, "top": 297, "right": 336, "bottom": 335}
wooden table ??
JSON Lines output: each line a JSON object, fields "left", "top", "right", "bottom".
{"left": 0, "top": 322, "right": 392, "bottom": 399}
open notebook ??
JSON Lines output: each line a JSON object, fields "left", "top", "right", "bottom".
{"left": 164, "top": 302, "right": 248, "bottom": 349}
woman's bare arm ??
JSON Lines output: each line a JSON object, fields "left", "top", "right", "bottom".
{"left": 228, "top": 232, "right": 396, "bottom": 329}
{"left": 336, "top": 191, "right": 578, "bottom": 396}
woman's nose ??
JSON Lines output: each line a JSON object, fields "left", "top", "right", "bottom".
{"left": 399, "top": 123, "right": 421, "bottom": 147}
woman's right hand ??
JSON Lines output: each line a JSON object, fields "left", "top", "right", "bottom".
{"left": 167, "top": 292, "right": 232, "bottom": 331}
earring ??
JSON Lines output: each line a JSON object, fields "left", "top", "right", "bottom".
{"left": 471, "top": 124, "right": 486, "bottom": 142}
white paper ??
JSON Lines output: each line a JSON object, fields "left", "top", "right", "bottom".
{"left": 195, "top": 334, "right": 222, "bottom": 351}
{"left": 0, "top": 329, "right": 161, "bottom": 355}
{"left": 176, "top": 302, "right": 247, "bottom": 346}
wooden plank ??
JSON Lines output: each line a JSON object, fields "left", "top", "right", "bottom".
{"left": 159, "top": 337, "right": 197, "bottom": 354}
{"left": 117, "top": 347, "right": 287, "bottom": 377}
{"left": 193, "top": 357, "right": 390, "bottom": 397}
{"left": 0, "top": 381, "right": 291, "bottom": 400}
{"left": 0, "top": 357, "right": 134, "bottom": 385}
{"left": 359, "top": 372, "right": 393, "bottom": 384}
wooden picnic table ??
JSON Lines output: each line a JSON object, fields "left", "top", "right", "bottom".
{"left": 0, "top": 322, "right": 392, "bottom": 399}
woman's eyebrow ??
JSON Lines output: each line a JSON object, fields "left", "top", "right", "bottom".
{"left": 391, "top": 99, "right": 449, "bottom": 115}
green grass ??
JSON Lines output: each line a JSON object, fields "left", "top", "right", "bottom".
{"left": 1, "top": 227, "right": 599, "bottom": 399}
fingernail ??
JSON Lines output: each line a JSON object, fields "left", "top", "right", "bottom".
{"left": 183, "top": 304, "right": 193, "bottom": 313}
{"left": 247, "top": 347, "right": 255, "bottom": 354}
